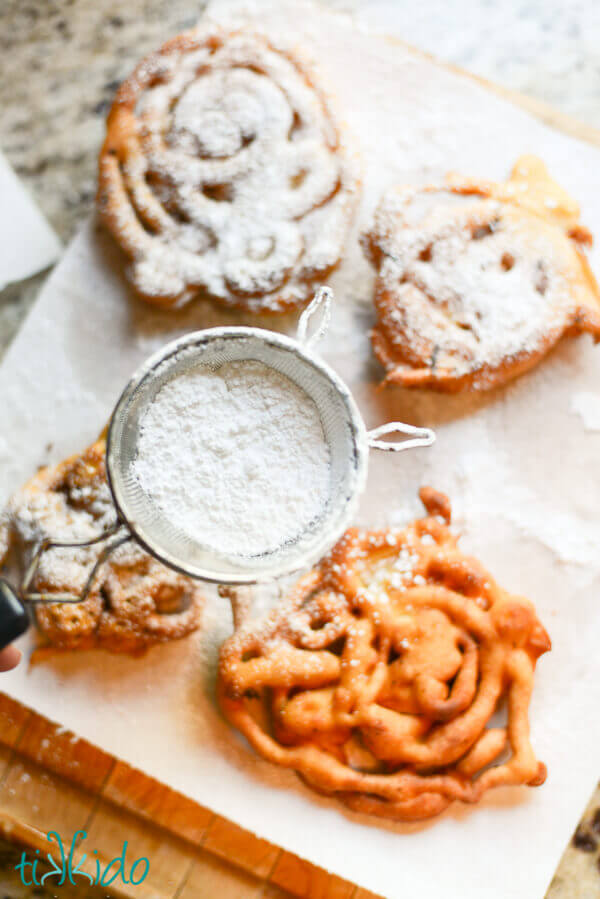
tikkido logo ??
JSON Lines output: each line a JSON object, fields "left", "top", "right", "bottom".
{"left": 15, "top": 830, "right": 149, "bottom": 887}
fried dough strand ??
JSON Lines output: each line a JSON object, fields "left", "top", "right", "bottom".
{"left": 218, "top": 488, "right": 550, "bottom": 821}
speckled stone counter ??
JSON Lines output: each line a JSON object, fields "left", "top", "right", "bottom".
{"left": 1, "top": 1, "right": 599, "bottom": 896}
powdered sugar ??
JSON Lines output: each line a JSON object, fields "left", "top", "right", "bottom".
{"left": 570, "top": 390, "right": 600, "bottom": 432}
{"left": 0, "top": 445, "right": 173, "bottom": 595}
{"left": 366, "top": 181, "right": 589, "bottom": 386}
{"left": 98, "top": 29, "right": 359, "bottom": 310}
{"left": 3, "top": 469, "right": 117, "bottom": 592}
{"left": 133, "top": 359, "right": 330, "bottom": 557}
{"left": 360, "top": 543, "right": 419, "bottom": 600}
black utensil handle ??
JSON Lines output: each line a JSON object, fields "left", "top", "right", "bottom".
{"left": 0, "top": 578, "right": 30, "bottom": 650}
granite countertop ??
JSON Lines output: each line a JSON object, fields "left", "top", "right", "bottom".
{"left": 1, "top": 0, "right": 599, "bottom": 896}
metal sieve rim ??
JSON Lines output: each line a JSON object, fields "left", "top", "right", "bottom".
{"left": 105, "top": 326, "right": 369, "bottom": 584}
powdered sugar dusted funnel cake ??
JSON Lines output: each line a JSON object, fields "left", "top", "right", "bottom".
{"left": 0, "top": 289, "right": 435, "bottom": 649}
{"left": 105, "top": 289, "right": 435, "bottom": 582}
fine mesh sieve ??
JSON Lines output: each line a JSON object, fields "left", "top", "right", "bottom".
{"left": 0, "top": 290, "right": 435, "bottom": 648}
{"left": 107, "top": 332, "right": 362, "bottom": 582}
{"left": 8, "top": 290, "right": 435, "bottom": 614}
{"left": 104, "top": 289, "right": 434, "bottom": 583}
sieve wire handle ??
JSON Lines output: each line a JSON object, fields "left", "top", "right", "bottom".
{"left": 0, "top": 523, "right": 133, "bottom": 651}
{"left": 20, "top": 522, "right": 131, "bottom": 603}
{"left": 296, "top": 286, "right": 332, "bottom": 351}
{"left": 367, "top": 422, "right": 436, "bottom": 452}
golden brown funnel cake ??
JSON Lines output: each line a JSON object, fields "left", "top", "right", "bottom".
{"left": 218, "top": 488, "right": 550, "bottom": 822}
{"left": 97, "top": 27, "right": 359, "bottom": 312}
{"left": 362, "top": 156, "right": 600, "bottom": 392}
{"left": 0, "top": 439, "right": 204, "bottom": 655}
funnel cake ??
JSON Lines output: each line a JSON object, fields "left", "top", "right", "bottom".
{"left": 218, "top": 488, "right": 550, "bottom": 822}
{"left": 97, "top": 26, "right": 359, "bottom": 311}
{"left": 363, "top": 156, "right": 600, "bottom": 391}
{"left": 0, "top": 439, "right": 204, "bottom": 654}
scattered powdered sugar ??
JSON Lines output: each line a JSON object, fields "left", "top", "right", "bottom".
{"left": 446, "top": 414, "right": 600, "bottom": 571}
{"left": 1, "top": 452, "right": 155, "bottom": 592}
{"left": 570, "top": 390, "right": 600, "bottom": 432}
{"left": 368, "top": 186, "right": 580, "bottom": 378}
{"left": 4, "top": 479, "right": 112, "bottom": 591}
{"left": 133, "top": 359, "right": 331, "bottom": 557}
{"left": 100, "top": 29, "right": 359, "bottom": 310}
{"left": 360, "top": 543, "right": 419, "bottom": 601}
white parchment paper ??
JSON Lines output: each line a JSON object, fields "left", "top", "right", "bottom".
{"left": 2, "top": 3, "right": 600, "bottom": 897}
{"left": 0, "top": 150, "right": 61, "bottom": 289}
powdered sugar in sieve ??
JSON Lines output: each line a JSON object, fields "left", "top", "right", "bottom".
{"left": 105, "top": 288, "right": 435, "bottom": 583}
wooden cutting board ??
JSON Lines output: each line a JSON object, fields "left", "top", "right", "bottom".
{"left": 1, "top": 46, "right": 599, "bottom": 899}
